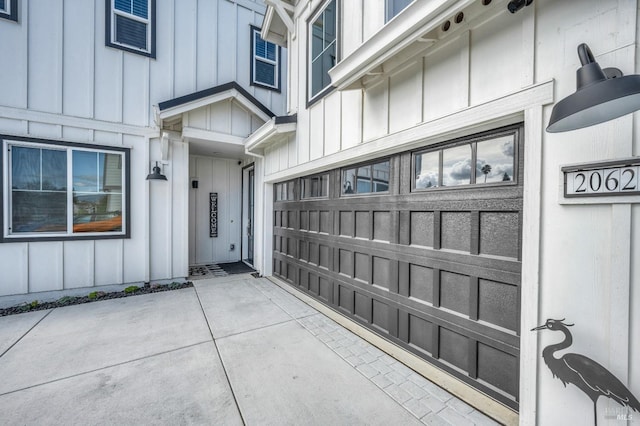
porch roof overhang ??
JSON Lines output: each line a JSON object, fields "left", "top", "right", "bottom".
{"left": 245, "top": 114, "right": 297, "bottom": 155}
{"left": 261, "top": 0, "right": 295, "bottom": 47}
{"left": 156, "top": 81, "right": 275, "bottom": 124}
{"left": 329, "top": 0, "right": 500, "bottom": 90}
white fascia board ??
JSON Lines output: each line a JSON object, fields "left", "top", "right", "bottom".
{"left": 182, "top": 127, "right": 246, "bottom": 145}
{"left": 329, "top": 0, "right": 476, "bottom": 90}
{"left": 264, "top": 80, "right": 554, "bottom": 183}
{"left": 158, "top": 91, "right": 235, "bottom": 121}
{"left": 245, "top": 117, "right": 296, "bottom": 153}
{"left": 158, "top": 89, "right": 272, "bottom": 123}
{"left": 261, "top": 1, "right": 292, "bottom": 47}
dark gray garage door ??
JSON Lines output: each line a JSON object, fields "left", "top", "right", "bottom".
{"left": 273, "top": 124, "right": 522, "bottom": 410}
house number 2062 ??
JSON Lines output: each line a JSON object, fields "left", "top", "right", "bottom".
{"left": 565, "top": 165, "right": 640, "bottom": 197}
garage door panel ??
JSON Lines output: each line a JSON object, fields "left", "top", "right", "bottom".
{"left": 439, "top": 270, "right": 471, "bottom": 316}
{"left": 478, "top": 278, "right": 519, "bottom": 332}
{"left": 339, "top": 211, "right": 354, "bottom": 236}
{"left": 355, "top": 211, "right": 371, "bottom": 239}
{"left": 280, "top": 228, "right": 522, "bottom": 278}
{"left": 479, "top": 211, "right": 520, "bottom": 259}
{"left": 274, "top": 124, "right": 523, "bottom": 410}
{"left": 477, "top": 342, "right": 519, "bottom": 400}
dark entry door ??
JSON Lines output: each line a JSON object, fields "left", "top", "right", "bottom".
{"left": 247, "top": 167, "right": 255, "bottom": 265}
{"left": 272, "top": 125, "right": 523, "bottom": 410}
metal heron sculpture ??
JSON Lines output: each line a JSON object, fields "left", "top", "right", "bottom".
{"left": 532, "top": 319, "right": 640, "bottom": 425}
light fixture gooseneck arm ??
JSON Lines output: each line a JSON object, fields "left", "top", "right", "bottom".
{"left": 546, "top": 43, "right": 640, "bottom": 132}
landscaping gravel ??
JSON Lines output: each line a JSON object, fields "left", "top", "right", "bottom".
{"left": 0, "top": 282, "right": 194, "bottom": 317}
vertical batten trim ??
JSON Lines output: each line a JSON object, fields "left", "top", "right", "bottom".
{"left": 460, "top": 30, "right": 470, "bottom": 109}
{"left": 521, "top": 2, "right": 535, "bottom": 88}
{"left": 519, "top": 105, "right": 544, "bottom": 426}
{"left": 609, "top": 204, "right": 631, "bottom": 383}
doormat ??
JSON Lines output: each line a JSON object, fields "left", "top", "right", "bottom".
{"left": 189, "top": 262, "right": 255, "bottom": 279}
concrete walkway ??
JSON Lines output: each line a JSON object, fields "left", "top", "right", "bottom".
{"left": 0, "top": 274, "right": 499, "bottom": 425}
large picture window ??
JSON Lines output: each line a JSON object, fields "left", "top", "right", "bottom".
{"left": 2, "top": 137, "right": 130, "bottom": 241}
{"left": 106, "top": 0, "right": 156, "bottom": 57}
{"left": 308, "top": 0, "right": 338, "bottom": 104}
{"left": 251, "top": 26, "right": 280, "bottom": 91}
{"left": 0, "top": 0, "right": 18, "bottom": 22}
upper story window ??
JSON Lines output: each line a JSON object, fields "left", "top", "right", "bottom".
{"left": 308, "top": 0, "right": 338, "bottom": 105}
{"left": 413, "top": 133, "right": 516, "bottom": 190}
{"left": 385, "top": 0, "right": 413, "bottom": 22}
{"left": 106, "top": 0, "right": 156, "bottom": 58}
{"left": 301, "top": 173, "right": 329, "bottom": 199}
{"left": 251, "top": 26, "right": 280, "bottom": 91}
{"left": 342, "top": 160, "right": 390, "bottom": 195}
{"left": 0, "top": 0, "right": 18, "bottom": 22}
{"left": 1, "top": 136, "right": 130, "bottom": 242}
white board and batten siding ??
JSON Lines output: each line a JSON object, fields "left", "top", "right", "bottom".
{"left": 261, "top": 0, "right": 640, "bottom": 424}
{"left": 188, "top": 156, "right": 242, "bottom": 265}
{"left": 0, "top": 0, "right": 285, "bottom": 297}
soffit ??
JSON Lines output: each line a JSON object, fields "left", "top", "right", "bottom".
{"left": 329, "top": 0, "right": 508, "bottom": 90}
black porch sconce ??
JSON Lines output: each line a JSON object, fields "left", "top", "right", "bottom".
{"left": 146, "top": 161, "right": 167, "bottom": 181}
{"left": 547, "top": 43, "right": 640, "bottom": 133}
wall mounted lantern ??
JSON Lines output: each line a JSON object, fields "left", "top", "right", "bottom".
{"left": 547, "top": 43, "right": 640, "bottom": 133}
{"left": 146, "top": 161, "right": 167, "bottom": 181}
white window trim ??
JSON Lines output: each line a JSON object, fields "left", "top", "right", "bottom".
{"left": 252, "top": 27, "right": 280, "bottom": 90}
{"left": 2, "top": 138, "right": 129, "bottom": 241}
{"left": 0, "top": 1, "right": 9, "bottom": 14}
{"left": 109, "top": 0, "right": 153, "bottom": 55}
{"left": 307, "top": 0, "right": 339, "bottom": 105}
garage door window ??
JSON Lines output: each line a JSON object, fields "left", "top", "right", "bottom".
{"left": 275, "top": 180, "right": 296, "bottom": 201}
{"left": 342, "top": 160, "right": 390, "bottom": 195}
{"left": 301, "top": 174, "right": 329, "bottom": 199}
{"left": 414, "top": 134, "right": 515, "bottom": 190}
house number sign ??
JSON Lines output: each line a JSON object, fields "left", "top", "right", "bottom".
{"left": 210, "top": 192, "right": 218, "bottom": 237}
{"left": 563, "top": 158, "right": 640, "bottom": 198}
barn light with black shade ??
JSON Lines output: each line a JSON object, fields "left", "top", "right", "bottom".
{"left": 146, "top": 161, "right": 167, "bottom": 181}
{"left": 547, "top": 43, "right": 640, "bottom": 133}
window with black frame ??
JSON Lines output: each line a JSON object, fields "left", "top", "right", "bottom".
{"left": 342, "top": 160, "right": 390, "bottom": 195}
{"left": 301, "top": 174, "right": 329, "bottom": 199}
{"left": 2, "top": 138, "right": 129, "bottom": 240}
{"left": 308, "top": 0, "right": 337, "bottom": 103}
{"left": 0, "top": 0, "right": 17, "bottom": 21}
{"left": 413, "top": 133, "right": 516, "bottom": 190}
{"left": 106, "top": 0, "right": 156, "bottom": 57}
{"left": 251, "top": 26, "right": 280, "bottom": 91}
{"left": 275, "top": 180, "right": 296, "bottom": 201}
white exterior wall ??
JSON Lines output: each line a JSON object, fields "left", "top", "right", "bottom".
{"left": 261, "top": 0, "right": 640, "bottom": 424}
{"left": 0, "top": 0, "right": 286, "bottom": 297}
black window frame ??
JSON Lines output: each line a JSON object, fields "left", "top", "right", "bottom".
{"left": 0, "top": 134, "right": 131, "bottom": 243}
{"left": 275, "top": 180, "right": 296, "bottom": 202}
{"left": 341, "top": 159, "right": 391, "bottom": 196}
{"left": 306, "top": 0, "right": 339, "bottom": 107}
{"left": 300, "top": 173, "right": 329, "bottom": 199}
{"left": 411, "top": 126, "right": 520, "bottom": 192}
{"left": 0, "top": 0, "right": 18, "bottom": 22}
{"left": 105, "top": 0, "right": 156, "bottom": 58}
{"left": 250, "top": 25, "right": 281, "bottom": 92}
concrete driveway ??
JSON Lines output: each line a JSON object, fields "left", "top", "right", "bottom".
{"left": 0, "top": 274, "right": 498, "bottom": 425}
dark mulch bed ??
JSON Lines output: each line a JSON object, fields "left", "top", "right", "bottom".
{"left": 0, "top": 282, "right": 194, "bottom": 317}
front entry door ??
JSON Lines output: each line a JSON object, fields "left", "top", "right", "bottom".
{"left": 242, "top": 164, "right": 255, "bottom": 266}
